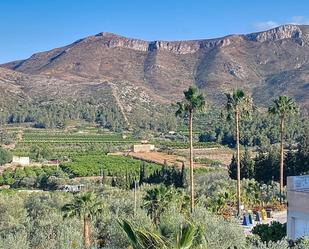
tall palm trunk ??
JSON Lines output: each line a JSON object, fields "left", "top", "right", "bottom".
{"left": 280, "top": 116, "right": 284, "bottom": 204}
{"left": 189, "top": 109, "right": 194, "bottom": 213}
{"left": 83, "top": 215, "right": 91, "bottom": 248}
{"left": 235, "top": 108, "right": 241, "bottom": 216}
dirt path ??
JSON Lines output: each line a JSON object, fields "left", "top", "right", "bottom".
{"left": 110, "top": 83, "right": 130, "bottom": 126}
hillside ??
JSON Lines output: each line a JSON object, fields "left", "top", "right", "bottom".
{"left": 1, "top": 24, "right": 309, "bottom": 114}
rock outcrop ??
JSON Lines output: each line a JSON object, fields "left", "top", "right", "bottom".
{"left": 246, "top": 24, "right": 302, "bottom": 42}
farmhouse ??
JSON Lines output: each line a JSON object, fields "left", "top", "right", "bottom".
{"left": 12, "top": 156, "right": 30, "bottom": 166}
{"left": 133, "top": 144, "right": 155, "bottom": 153}
{"left": 287, "top": 175, "right": 309, "bottom": 240}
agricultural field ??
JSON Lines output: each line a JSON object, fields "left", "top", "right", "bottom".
{"left": 128, "top": 151, "right": 187, "bottom": 167}
{"left": 12, "top": 128, "right": 139, "bottom": 157}
{"left": 154, "top": 140, "right": 221, "bottom": 149}
{"left": 0, "top": 126, "right": 227, "bottom": 191}
{"left": 128, "top": 151, "right": 224, "bottom": 169}
{"left": 60, "top": 154, "right": 161, "bottom": 177}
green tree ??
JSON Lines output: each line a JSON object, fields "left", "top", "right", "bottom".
{"left": 229, "top": 148, "right": 255, "bottom": 180}
{"left": 62, "top": 191, "right": 104, "bottom": 248}
{"left": 241, "top": 148, "right": 255, "bottom": 179}
{"left": 225, "top": 89, "right": 252, "bottom": 216}
{"left": 175, "top": 86, "right": 205, "bottom": 213}
{"left": 254, "top": 149, "right": 280, "bottom": 184}
{"left": 295, "top": 126, "right": 309, "bottom": 175}
{"left": 268, "top": 96, "right": 298, "bottom": 203}
{"left": 0, "top": 147, "right": 12, "bottom": 166}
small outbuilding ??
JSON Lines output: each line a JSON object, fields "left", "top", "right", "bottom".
{"left": 12, "top": 156, "right": 30, "bottom": 166}
{"left": 59, "top": 184, "right": 85, "bottom": 193}
{"left": 133, "top": 144, "right": 155, "bottom": 153}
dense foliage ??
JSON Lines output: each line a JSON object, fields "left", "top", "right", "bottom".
{"left": 0, "top": 188, "right": 249, "bottom": 249}
{"left": 195, "top": 109, "right": 308, "bottom": 148}
{"left": 60, "top": 155, "right": 160, "bottom": 177}
{"left": 196, "top": 173, "right": 283, "bottom": 213}
{"left": 252, "top": 221, "right": 286, "bottom": 243}
{"left": 0, "top": 165, "right": 65, "bottom": 189}
{"left": 228, "top": 129, "right": 309, "bottom": 184}
{"left": 1, "top": 101, "right": 177, "bottom": 132}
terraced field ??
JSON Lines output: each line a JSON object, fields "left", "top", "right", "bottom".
{"left": 13, "top": 129, "right": 139, "bottom": 156}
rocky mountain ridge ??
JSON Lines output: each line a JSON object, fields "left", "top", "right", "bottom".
{"left": 1, "top": 24, "right": 309, "bottom": 115}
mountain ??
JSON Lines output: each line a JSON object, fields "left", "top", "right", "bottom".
{"left": 1, "top": 24, "right": 309, "bottom": 117}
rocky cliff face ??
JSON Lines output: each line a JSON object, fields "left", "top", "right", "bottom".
{"left": 1, "top": 25, "right": 309, "bottom": 111}
{"left": 246, "top": 25, "right": 303, "bottom": 42}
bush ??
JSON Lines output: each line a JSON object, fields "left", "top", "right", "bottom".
{"left": 191, "top": 207, "right": 247, "bottom": 249}
{"left": 252, "top": 221, "right": 286, "bottom": 243}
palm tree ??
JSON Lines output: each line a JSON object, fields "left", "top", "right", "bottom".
{"left": 268, "top": 96, "right": 298, "bottom": 203}
{"left": 225, "top": 89, "right": 252, "bottom": 216}
{"left": 118, "top": 219, "right": 197, "bottom": 249}
{"left": 143, "top": 185, "right": 173, "bottom": 226}
{"left": 175, "top": 86, "right": 205, "bottom": 213}
{"left": 62, "top": 191, "right": 104, "bottom": 248}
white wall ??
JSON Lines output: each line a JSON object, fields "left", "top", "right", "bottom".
{"left": 287, "top": 175, "right": 309, "bottom": 240}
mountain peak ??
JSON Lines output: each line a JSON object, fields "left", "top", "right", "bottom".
{"left": 95, "top": 32, "right": 125, "bottom": 38}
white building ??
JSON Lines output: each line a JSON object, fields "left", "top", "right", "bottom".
{"left": 287, "top": 175, "right": 309, "bottom": 240}
{"left": 12, "top": 156, "right": 30, "bottom": 166}
{"left": 133, "top": 144, "right": 155, "bottom": 153}
{"left": 60, "top": 184, "right": 85, "bottom": 193}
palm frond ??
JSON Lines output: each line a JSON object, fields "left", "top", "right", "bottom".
{"left": 175, "top": 223, "right": 196, "bottom": 249}
{"left": 118, "top": 219, "right": 140, "bottom": 248}
{"left": 119, "top": 219, "right": 166, "bottom": 249}
{"left": 268, "top": 95, "right": 298, "bottom": 117}
{"left": 175, "top": 102, "right": 185, "bottom": 117}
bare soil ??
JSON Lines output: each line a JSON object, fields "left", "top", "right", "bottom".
{"left": 174, "top": 147, "right": 234, "bottom": 167}
{"left": 127, "top": 151, "right": 207, "bottom": 169}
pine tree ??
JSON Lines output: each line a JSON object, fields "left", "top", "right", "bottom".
{"left": 139, "top": 162, "right": 145, "bottom": 185}
{"left": 179, "top": 162, "right": 187, "bottom": 188}
{"left": 229, "top": 149, "right": 255, "bottom": 180}
{"left": 111, "top": 177, "right": 117, "bottom": 187}
{"left": 241, "top": 148, "right": 255, "bottom": 179}
{"left": 254, "top": 150, "right": 280, "bottom": 184}
{"left": 228, "top": 155, "right": 237, "bottom": 180}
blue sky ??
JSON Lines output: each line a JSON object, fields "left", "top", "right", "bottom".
{"left": 1, "top": 0, "right": 309, "bottom": 63}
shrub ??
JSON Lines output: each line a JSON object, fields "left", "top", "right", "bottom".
{"left": 252, "top": 221, "right": 286, "bottom": 243}
{"left": 0, "top": 147, "right": 12, "bottom": 166}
